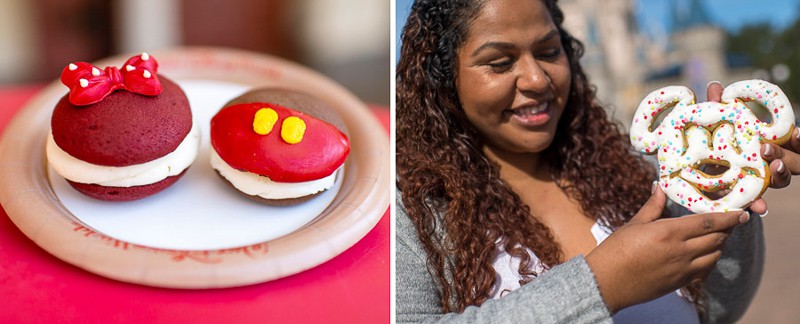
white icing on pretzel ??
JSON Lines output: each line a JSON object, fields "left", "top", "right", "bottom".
{"left": 630, "top": 80, "right": 795, "bottom": 213}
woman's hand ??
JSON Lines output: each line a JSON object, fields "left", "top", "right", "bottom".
{"left": 585, "top": 184, "right": 748, "bottom": 313}
{"left": 754, "top": 130, "right": 800, "bottom": 213}
{"left": 761, "top": 130, "right": 800, "bottom": 189}
{"left": 756, "top": 126, "right": 800, "bottom": 214}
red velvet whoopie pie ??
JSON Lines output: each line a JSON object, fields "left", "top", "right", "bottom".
{"left": 46, "top": 53, "right": 199, "bottom": 201}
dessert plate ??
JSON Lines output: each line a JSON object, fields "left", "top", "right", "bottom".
{"left": 0, "top": 47, "right": 390, "bottom": 288}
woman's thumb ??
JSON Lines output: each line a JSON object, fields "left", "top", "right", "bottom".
{"left": 630, "top": 181, "right": 667, "bottom": 224}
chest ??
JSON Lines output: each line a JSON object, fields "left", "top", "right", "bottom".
{"left": 516, "top": 182, "right": 598, "bottom": 260}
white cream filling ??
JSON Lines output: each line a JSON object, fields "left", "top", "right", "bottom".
{"left": 46, "top": 121, "right": 200, "bottom": 187}
{"left": 210, "top": 149, "right": 337, "bottom": 200}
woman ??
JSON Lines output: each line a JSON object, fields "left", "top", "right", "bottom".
{"left": 396, "top": 0, "right": 798, "bottom": 322}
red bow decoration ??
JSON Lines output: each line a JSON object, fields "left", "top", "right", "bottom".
{"left": 60, "top": 53, "right": 162, "bottom": 106}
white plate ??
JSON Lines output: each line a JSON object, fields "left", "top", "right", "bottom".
{"left": 48, "top": 80, "right": 344, "bottom": 251}
{"left": 0, "top": 47, "right": 390, "bottom": 288}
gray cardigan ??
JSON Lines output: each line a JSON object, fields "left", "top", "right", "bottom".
{"left": 395, "top": 195, "right": 764, "bottom": 323}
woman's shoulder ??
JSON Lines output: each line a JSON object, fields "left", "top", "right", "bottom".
{"left": 395, "top": 191, "right": 429, "bottom": 258}
{"left": 395, "top": 191, "right": 416, "bottom": 238}
{"left": 396, "top": 189, "right": 446, "bottom": 236}
{"left": 395, "top": 190, "right": 450, "bottom": 267}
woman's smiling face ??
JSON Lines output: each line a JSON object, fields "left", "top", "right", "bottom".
{"left": 456, "top": 0, "right": 571, "bottom": 155}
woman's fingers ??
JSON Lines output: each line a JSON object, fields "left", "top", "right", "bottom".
{"left": 769, "top": 159, "right": 792, "bottom": 188}
{"left": 706, "top": 81, "right": 723, "bottom": 102}
{"left": 684, "top": 231, "right": 729, "bottom": 258}
{"left": 761, "top": 142, "right": 782, "bottom": 161}
{"left": 665, "top": 210, "right": 745, "bottom": 240}
{"left": 688, "top": 249, "right": 724, "bottom": 281}
{"left": 761, "top": 142, "right": 800, "bottom": 188}
{"left": 786, "top": 127, "right": 800, "bottom": 153}
{"left": 629, "top": 182, "right": 666, "bottom": 224}
{"left": 748, "top": 199, "right": 768, "bottom": 215}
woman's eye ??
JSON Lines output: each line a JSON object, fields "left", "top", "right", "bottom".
{"left": 538, "top": 48, "right": 562, "bottom": 60}
{"left": 487, "top": 59, "right": 513, "bottom": 72}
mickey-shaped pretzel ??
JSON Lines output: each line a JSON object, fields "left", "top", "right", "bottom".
{"left": 630, "top": 80, "right": 795, "bottom": 213}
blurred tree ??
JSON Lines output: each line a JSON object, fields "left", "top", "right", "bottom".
{"left": 778, "top": 18, "right": 800, "bottom": 104}
{"left": 727, "top": 19, "right": 800, "bottom": 104}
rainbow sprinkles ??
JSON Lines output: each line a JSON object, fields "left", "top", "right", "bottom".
{"left": 630, "top": 80, "right": 795, "bottom": 213}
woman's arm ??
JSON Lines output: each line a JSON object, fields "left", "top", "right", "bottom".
{"left": 685, "top": 206, "right": 764, "bottom": 323}
{"left": 665, "top": 201, "right": 764, "bottom": 322}
{"left": 395, "top": 196, "right": 614, "bottom": 323}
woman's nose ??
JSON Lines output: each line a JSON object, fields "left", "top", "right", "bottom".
{"left": 516, "top": 57, "right": 550, "bottom": 94}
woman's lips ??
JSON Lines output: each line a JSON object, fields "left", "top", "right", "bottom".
{"left": 507, "top": 102, "right": 552, "bottom": 127}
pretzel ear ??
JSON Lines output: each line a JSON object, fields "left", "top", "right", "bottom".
{"left": 721, "top": 79, "right": 795, "bottom": 143}
{"left": 630, "top": 86, "right": 695, "bottom": 154}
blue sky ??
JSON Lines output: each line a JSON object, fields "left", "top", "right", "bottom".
{"left": 638, "top": 0, "right": 800, "bottom": 35}
{"left": 396, "top": 0, "right": 800, "bottom": 58}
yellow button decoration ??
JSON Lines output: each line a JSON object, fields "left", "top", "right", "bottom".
{"left": 281, "top": 116, "right": 306, "bottom": 144}
{"left": 253, "top": 108, "right": 278, "bottom": 135}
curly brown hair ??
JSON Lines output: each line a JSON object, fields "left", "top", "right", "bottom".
{"left": 397, "top": 0, "right": 702, "bottom": 315}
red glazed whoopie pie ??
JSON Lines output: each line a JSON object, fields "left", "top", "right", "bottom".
{"left": 210, "top": 88, "right": 350, "bottom": 205}
{"left": 46, "top": 53, "right": 200, "bottom": 201}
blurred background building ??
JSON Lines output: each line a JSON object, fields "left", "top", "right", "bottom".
{"left": 0, "top": 0, "right": 390, "bottom": 105}
{"left": 561, "top": 0, "right": 800, "bottom": 125}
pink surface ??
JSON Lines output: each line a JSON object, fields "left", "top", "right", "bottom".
{"left": 0, "top": 85, "right": 390, "bottom": 323}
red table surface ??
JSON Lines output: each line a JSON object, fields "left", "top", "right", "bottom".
{"left": 0, "top": 85, "right": 391, "bottom": 323}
